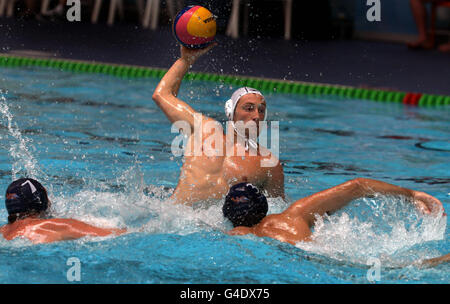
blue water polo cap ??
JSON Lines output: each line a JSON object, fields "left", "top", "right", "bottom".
{"left": 5, "top": 178, "right": 49, "bottom": 215}
{"left": 223, "top": 182, "right": 268, "bottom": 227}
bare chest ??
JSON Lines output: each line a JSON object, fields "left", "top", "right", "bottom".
{"left": 182, "top": 153, "right": 269, "bottom": 187}
{"left": 222, "top": 155, "right": 269, "bottom": 187}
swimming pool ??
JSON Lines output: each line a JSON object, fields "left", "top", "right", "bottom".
{"left": 0, "top": 65, "right": 448, "bottom": 283}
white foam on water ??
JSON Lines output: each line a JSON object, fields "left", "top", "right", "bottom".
{"left": 0, "top": 91, "right": 279, "bottom": 244}
{"left": 2, "top": 91, "right": 446, "bottom": 264}
{"left": 48, "top": 163, "right": 289, "bottom": 238}
{"left": 44, "top": 164, "right": 218, "bottom": 235}
{"left": 0, "top": 235, "right": 34, "bottom": 248}
{"left": 295, "top": 195, "right": 447, "bottom": 267}
{"left": 1, "top": 160, "right": 446, "bottom": 266}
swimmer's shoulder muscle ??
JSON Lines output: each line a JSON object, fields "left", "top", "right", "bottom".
{"left": 44, "top": 218, "right": 126, "bottom": 237}
{"left": 227, "top": 214, "right": 311, "bottom": 245}
{"left": 255, "top": 214, "right": 311, "bottom": 245}
{"left": 1, "top": 218, "right": 126, "bottom": 244}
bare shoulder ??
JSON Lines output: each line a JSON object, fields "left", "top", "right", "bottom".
{"left": 227, "top": 226, "right": 253, "bottom": 236}
{"left": 182, "top": 115, "right": 223, "bottom": 139}
{"left": 261, "top": 154, "right": 284, "bottom": 198}
{"left": 39, "top": 218, "right": 83, "bottom": 226}
{"left": 36, "top": 218, "right": 109, "bottom": 233}
{"left": 254, "top": 213, "right": 312, "bottom": 245}
{"left": 257, "top": 213, "right": 285, "bottom": 228}
{"left": 38, "top": 218, "right": 125, "bottom": 237}
{"left": 259, "top": 149, "right": 283, "bottom": 177}
{"left": 201, "top": 115, "right": 221, "bottom": 128}
{"left": 258, "top": 146, "right": 281, "bottom": 163}
{"left": 252, "top": 214, "right": 286, "bottom": 237}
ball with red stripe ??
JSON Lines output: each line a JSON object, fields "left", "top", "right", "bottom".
{"left": 173, "top": 5, "right": 217, "bottom": 49}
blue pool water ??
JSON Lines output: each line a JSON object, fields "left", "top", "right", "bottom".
{"left": 0, "top": 66, "right": 448, "bottom": 283}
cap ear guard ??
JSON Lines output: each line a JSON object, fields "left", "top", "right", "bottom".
{"left": 225, "top": 98, "right": 234, "bottom": 121}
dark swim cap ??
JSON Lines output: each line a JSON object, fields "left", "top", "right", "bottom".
{"left": 223, "top": 183, "right": 268, "bottom": 227}
{"left": 5, "top": 178, "right": 49, "bottom": 215}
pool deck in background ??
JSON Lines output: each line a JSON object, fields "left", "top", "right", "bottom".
{"left": 0, "top": 17, "right": 450, "bottom": 96}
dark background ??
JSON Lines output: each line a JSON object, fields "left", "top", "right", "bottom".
{"left": 1, "top": 0, "right": 449, "bottom": 95}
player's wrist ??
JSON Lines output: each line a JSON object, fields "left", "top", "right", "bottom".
{"left": 179, "top": 55, "right": 196, "bottom": 66}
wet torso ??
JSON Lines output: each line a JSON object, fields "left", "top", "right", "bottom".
{"left": 171, "top": 133, "right": 275, "bottom": 204}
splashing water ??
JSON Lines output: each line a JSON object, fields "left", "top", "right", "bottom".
{"left": 46, "top": 163, "right": 226, "bottom": 235}
{"left": 0, "top": 90, "right": 446, "bottom": 272}
{"left": 0, "top": 90, "right": 285, "bottom": 240}
{"left": 0, "top": 92, "right": 47, "bottom": 183}
{"left": 296, "top": 194, "right": 446, "bottom": 267}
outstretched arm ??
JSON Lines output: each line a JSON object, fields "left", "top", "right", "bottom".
{"left": 418, "top": 253, "right": 450, "bottom": 268}
{"left": 285, "top": 178, "right": 444, "bottom": 226}
{"left": 152, "top": 44, "right": 217, "bottom": 127}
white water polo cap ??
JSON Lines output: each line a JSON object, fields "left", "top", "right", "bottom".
{"left": 225, "top": 87, "right": 267, "bottom": 121}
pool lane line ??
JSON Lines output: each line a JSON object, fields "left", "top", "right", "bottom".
{"left": 1, "top": 54, "right": 449, "bottom": 107}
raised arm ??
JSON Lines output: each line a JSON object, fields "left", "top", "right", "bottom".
{"left": 285, "top": 178, "right": 444, "bottom": 226}
{"left": 152, "top": 44, "right": 217, "bottom": 127}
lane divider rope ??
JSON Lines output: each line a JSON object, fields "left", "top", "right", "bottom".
{"left": 0, "top": 54, "right": 449, "bottom": 107}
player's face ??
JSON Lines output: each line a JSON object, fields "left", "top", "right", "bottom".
{"left": 233, "top": 94, "right": 266, "bottom": 135}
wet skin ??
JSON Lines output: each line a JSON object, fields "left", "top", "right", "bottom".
{"left": 227, "top": 178, "right": 445, "bottom": 245}
{"left": 152, "top": 44, "right": 284, "bottom": 205}
{"left": 0, "top": 216, "right": 126, "bottom": 244}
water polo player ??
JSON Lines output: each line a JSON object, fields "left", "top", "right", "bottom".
{"left": 223, "top": 178, "right": 445, "bottom": 245}
{"left": 152, "top": 44, "right": 284, "bottom": 205}
{"left": 1, "top": 178, "right": 126, "bottom": 244}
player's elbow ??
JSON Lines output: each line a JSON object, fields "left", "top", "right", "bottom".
{"left": 350, "top": 177, "right": 370, "bottom": 184}
{"left": 351, "top": 177, "right": 365, "bottom": 184}
{"left": 349, "top": 178, "right": 369, "bottom": 194}
{"left": 152, "top": 91, "right": 162, "bottom": 103}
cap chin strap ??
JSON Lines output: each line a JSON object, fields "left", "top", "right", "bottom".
{"left": 231, "top": 121, "right": 259, "bottom": 152}
{"left": 225, "top": 88, "right": 267, "bottom": 152}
